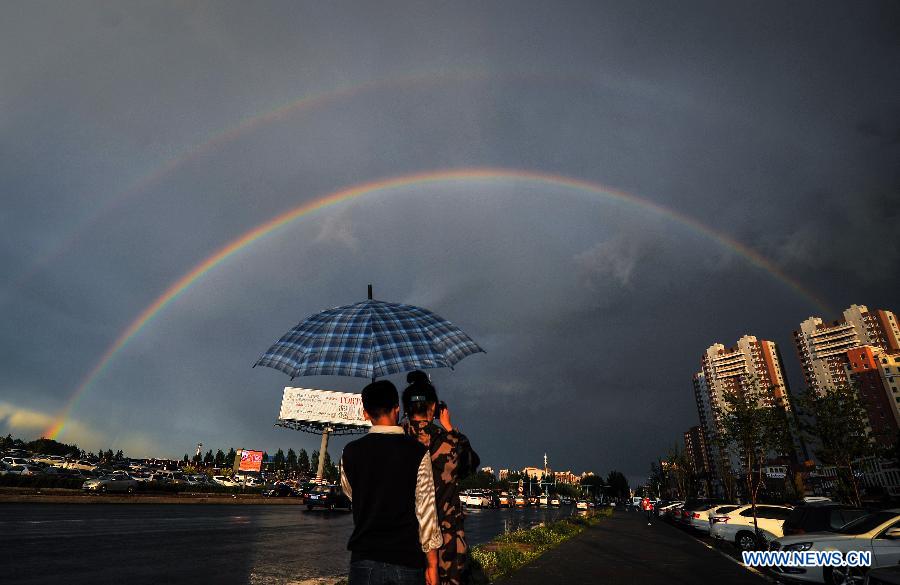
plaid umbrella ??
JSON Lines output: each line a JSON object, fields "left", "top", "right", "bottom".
{"left": 253, "top": 299, "right": 484, "bottom": 379}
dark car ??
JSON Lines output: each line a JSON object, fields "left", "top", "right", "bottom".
{"left": 263, "top": 483, "right": 297, "bottom": 497}
{"left": 781, "top": 502, "right": 869, "bottom": 537}
{"left": 866, "top": 564, "right": 900, "bottom": 585}
{"left": 305, "top": 484, "right": 351, "bottom": 511}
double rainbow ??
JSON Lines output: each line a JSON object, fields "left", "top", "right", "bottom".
{"left": 45, "top": 168, "right": 830, "bottom": 439}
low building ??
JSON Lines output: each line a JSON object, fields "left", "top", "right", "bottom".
{"left": 553, "top": 470, "right": 579, "bottom": 485}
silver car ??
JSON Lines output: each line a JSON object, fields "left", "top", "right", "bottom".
{"left": 83, "top": 475, "right": 138, "bottom": 493}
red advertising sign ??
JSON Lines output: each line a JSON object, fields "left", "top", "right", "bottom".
{"left": 236, "top": 449, "right": 263, "bottom": 472}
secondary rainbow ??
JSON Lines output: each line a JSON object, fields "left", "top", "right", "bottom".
{"left": 45, "top": 167, "right": 831, "bottom": 439}
{"left": 14, "top": 69, "right": 490, "bottom": 291}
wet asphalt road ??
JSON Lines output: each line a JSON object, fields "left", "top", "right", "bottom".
{"left": 1, "top": 504, "right": 575, "bottom": 585}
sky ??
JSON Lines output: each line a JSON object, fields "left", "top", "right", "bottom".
{"left": 1, "top": 1, "right": 898, "bottom": 486}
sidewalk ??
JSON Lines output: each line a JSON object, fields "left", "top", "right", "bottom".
{"left": 499, "top": 509, "right": 769, "bottom": 585}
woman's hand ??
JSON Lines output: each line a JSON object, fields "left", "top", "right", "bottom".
{"left": 438, "top": 404, "right": 454, "bottom": 432}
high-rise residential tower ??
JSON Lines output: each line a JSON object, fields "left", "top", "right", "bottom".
{"left": 793, "top": 304, "right": 900, "bottom": 394}
{"left": 693, "top": 335, "right": 794, "bottom": 496}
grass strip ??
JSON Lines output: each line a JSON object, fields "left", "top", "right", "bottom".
{"left": 470, "top": 508, "right": 612, "bottom": 582}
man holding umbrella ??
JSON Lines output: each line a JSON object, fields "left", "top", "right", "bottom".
{"left": 341, "top": 379, "right": 443, "bottom": 585}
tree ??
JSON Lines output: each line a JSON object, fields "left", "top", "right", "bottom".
{"left": 214, "top": 449, "right": 225, "bottom": 467}
{"left": 579, "top": 474, "right": 604, "bottom": 500}
{"left": 286, "top": 448, "right": 297, "bottom": 472}
{"left": 720, "top": 378, "right": 794, "bottom": 547}
{"left": 797, "top": 384, "right": 873, "bottom": 506}
{"left": 298, "top": 449, "right": 310, "bottom": 475}
{"left": 183, "top": 454, "right": 189, "bottom": 463}
{"left": 459, "top": 470, "right": 496, "bottom": 491}
{"left": 274, "top": 448, "right": 286, "bottom": 471}
{"left": 114, "top": 450, "right": 124, "bottom": 461}
{"left": 648, "top": 462, "right": 664, "bottom": 498}
{"left": 605, "top": 470, "right": 630, "bottom": 500}
{"left": 311, "top": 450, "right": 319, "bottom": 476}
{"left": 323, "top": 451, "right": 339, "bottom": 482}
{"left": 664, "top": 444, "right": 694, "bottom": 499}
{"left": 203, "top": 450, "right": 214, "bottom": 466}
{"left": 226, "top": 448, "right": 237, "bottom": 468}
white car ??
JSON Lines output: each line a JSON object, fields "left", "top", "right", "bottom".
{"left": 709, "top": 504, "right": 793, "bottom": 551}
{"left": 656, "top": 501, "right": 684, "bottom": 518}
{"left": 63, "top": 460, "right": 99, "bottom": 472}
{"left": 696, "top": 504, "right": 740, "bottom": 534}
{"left": 465, "top": 491, "right": 491, "bottom": 508}
{"left": 31, "top": 455, "right": 66, "bottom": 466}
{"left": 4, "top": 464, "right": 41, "bottom": 476}
{"left": 771, "top": 510, "right": 900, "bottom": 584}
{"left": 212, "top": 475, "right": 238, "bottom": 487}
{"left": 1, "top": 457, "right": 31, "bottom": 467}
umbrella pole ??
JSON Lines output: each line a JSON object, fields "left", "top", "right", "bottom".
{"left": 316, "top": 426, "right": 332, "bottom": 481}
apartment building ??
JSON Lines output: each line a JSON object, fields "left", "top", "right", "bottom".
{"left": 794, "top": 304, "right": 900, "bottom": 394}
{"left": 693, "top": 335, "right": 794, "bottom": 496}
{"left": 845, "top": 346, "right": 900, "bottom": 448}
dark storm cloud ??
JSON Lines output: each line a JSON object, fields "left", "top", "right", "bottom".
{"left": 2, "top": 1, "right": 898, "bottom": 485}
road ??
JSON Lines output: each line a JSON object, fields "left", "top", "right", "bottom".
{"left": 503, "top": 509, "right": 771, "bottom": 585}
{"left": 1, "top": 504, "right": 573, "bottom": 584}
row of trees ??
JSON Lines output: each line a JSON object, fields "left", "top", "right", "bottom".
{"left": 180, "top": 447, "right": 340, "bottom": 481}
{"left": 653, "top": 378, "right": 879, "bottom": 541}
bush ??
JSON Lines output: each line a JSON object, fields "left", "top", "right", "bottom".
{"left": 470, "top": 511, "right": 607, "bottom": 582}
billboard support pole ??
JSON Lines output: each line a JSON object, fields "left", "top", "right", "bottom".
{"left": 316, "top": 426, "right": 333, "bottom": 481}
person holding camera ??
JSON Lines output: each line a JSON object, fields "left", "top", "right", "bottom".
{"left": 402, "top": 371, "right": 480, "bottom": 585}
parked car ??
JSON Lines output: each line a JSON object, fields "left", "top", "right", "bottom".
{"left": 82, "top": 475, "right": 139, "bottom": 493}
{"left": 704, "top": 505, "right": 740, "bottom": 534}
{"left": 263, "top": 483, "right": 297, "bottom": 497}
{"left": 709, "top": 504, "right": 793, "bottom": 551}
{"left": 680, "top": 500, "right": 727, "bottom": 531}
{"left": 465, "top": 491, "right": 492, "bottom": 508}
{"left": 4, "top": 464, "right": 41, "bottom": 476}
{"left": 657, "top": 501, "right": 684, "bottom": 519}
{"left": 305, "top": 484, "right": 350, "bottom": 511}
{"left": 771, "top": 510, "right": 900, "bottom": 584}
{"left": 63, "top": 460, "right": 99, "bottom": 472}
{"left": 212, "top": 475, "right": 238, "bottom": 487}
{"left": 233, "top": 474, "right": 262, "bottom": 487}
{"left": 865, "top": 564, "right": 900, "bottom": 585}
{"left": 781, "top": 502, "right": 869, "bottom": 537}
{"left": 576, "top": 500, "right": 590, "bottom": 510}
{"left": 498, "top": 493, "right": 512, "bottom": 507}
{"left": 550, "top": 496, "right": 561, "bottom": 507}
{"left": 31, "top": 454, "right": 66, "bottom": 466}
{"left": 1, "top": 457, "right": 31, "bottom": 467}
{"left": 515, "top": 495, "right": 527, "bottom": 507}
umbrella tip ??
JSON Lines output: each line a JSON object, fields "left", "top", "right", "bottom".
{"left": 367, "top": 283, "right": 373, "bottom": 300}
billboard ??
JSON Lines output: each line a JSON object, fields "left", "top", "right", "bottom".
{"left": 279, "top": 387, "right": 371, "bottom": 427}
{"left": 234, "top": 449, "right": 264, "bottom": 473}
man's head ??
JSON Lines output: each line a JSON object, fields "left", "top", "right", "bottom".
{"left": 361, "top": 380, "right": 400, "bottom": 425}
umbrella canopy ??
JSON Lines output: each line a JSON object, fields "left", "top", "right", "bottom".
{"left": 253, "top": 299, "right": 484, "bottom": 379}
